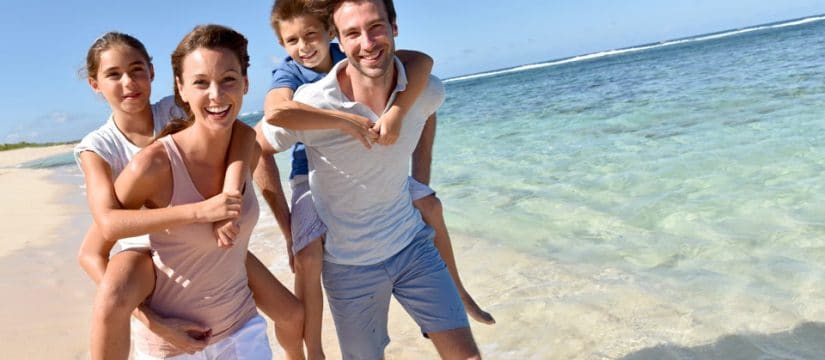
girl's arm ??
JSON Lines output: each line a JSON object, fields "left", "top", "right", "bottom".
{"left": 264, "top": 87, "right": 377, "bottom": 148}
{"left": 213, "top": 121, "right": 258, "bottom": 247}
{"left": 374, "top": 50, "right": 434, "bottom": 145}
{"left": 79, "top": 152, "right": 242, "bottom": 245}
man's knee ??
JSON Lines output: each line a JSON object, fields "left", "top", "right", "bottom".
{"left": 414, "top": 194, "right": 442, "bottom": 219}
{"left": 428, "top": 327, "right": 481, "bottom": 359}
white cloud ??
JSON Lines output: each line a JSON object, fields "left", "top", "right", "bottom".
{"left": 51, "top": 112, "right": 69, "bottom": 124}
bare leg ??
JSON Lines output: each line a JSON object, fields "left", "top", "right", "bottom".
{"left": 428, "top": 327, "right": 481, "bottom": 360}
{"left": 246, "top": 253, "right": 306, "bottom": 360}
{"left": 414, "top": 195, "right": 495, "bottom": 325}
{"left": 294, "top": 238, "right": 325, "bottom": 360}
{"left": 90, "top": 250, "right": 155, "bottom": 360}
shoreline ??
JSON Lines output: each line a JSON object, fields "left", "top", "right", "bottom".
{"left": 0, "top": 144, "right": 94, "bottom": 359}
{"left": 3, "top": 145, "right": 824, "bottom": 359}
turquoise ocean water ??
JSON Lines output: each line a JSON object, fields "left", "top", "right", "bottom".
{"left": 25, "top": 15, "right": 825, "bottom": 358}
{"left": 437, "top": 16, "right": 825, "bottom": 299}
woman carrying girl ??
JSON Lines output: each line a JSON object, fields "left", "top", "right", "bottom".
{"left": 76, "top": 28, "right": 304, "bottom": 359}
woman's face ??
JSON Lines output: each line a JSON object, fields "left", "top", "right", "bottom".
{"left": 176, "top": 47, "right": 247, "bottom": 131}
{"left": 89, "top": 45, "right": 153, "bottom": 115}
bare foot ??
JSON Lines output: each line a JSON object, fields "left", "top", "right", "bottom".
{"left": 462, "top": 293, "right": 495, "bottom": 325}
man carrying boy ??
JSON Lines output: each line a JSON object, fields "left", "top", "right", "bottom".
{"left": 258, "top": 0, "right": 482, "bottom": 358}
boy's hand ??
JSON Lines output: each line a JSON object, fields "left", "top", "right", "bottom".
{"left": 373, "top": 116, "right": 402, "bottom": 145}
{"left": 213, "top": 219, "right": 240, "bottom": 248}
{"left": 196, "top": 191, "right": 242, "bottom": 223}
{"left": 154, "top": 316, "right": 212, "bottom": 354}
{"left": 338, "top": 113, "right": 378, "bottom": 149}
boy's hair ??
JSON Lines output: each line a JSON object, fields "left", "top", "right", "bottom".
{"left": 322, "top": 0, "right": 396, "bottom": 33}
{"left": 270, "top": 0, "right": 331, "bottom": 42}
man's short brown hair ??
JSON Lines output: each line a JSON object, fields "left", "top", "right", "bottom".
{"left": 321, "top": 0, "right": 396, "bottom": 34}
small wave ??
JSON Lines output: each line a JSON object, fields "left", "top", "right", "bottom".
{"left": 18, "top": 151, "right": 75, "bottom": 169}
{"left": 445, "top": 14, "right": 825, "bottom": 84}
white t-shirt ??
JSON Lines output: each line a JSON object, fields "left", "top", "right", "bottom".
{"left": 74, "top": 95, "right": 183, "bottom": 178}
{"left": 74, "top": 96, "right": 184, "bottom": 254}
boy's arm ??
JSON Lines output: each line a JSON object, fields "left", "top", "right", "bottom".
{"left": 214, "top": 121, "right": 258, "bottom": 247}
{"left": 264, "top": 88, "right": 377, "bottom": 148}
{"left": 375, "top": 50, "right": 434, "bottom": 145}
{"left": 412, "top": 113, "right": 437, "bottom": 185}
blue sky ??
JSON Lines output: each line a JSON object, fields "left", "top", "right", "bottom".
{"left": 2, "top": 0, "right": 824, "bottom": 143}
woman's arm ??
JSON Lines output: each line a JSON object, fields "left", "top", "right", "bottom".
{"left": 374, "top": 50, "right": 434, "bottom": 145}
{"left": 264, "top": 87, "right": 377, "bottom": 148}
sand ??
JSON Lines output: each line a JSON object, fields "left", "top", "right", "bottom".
{"left": 3, "top": 144, "right": 823, "bottom": 359}
{"left": 0, "top": 144, "right": 95, "bottom": 359}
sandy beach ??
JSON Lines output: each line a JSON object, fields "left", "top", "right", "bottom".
{"left": 3, "top": 144, "right": 824, "bottom": 359}
{"left": 0, "top": 144, "right": 492, "bottom": 359}
{"left": 0, "top": 144, "right": 95, "bottom": 359}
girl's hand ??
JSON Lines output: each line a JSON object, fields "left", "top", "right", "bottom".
{"left": 196, "top": 191, "right": 242, "bottom": 223}
{"left": 213, "top": 219, "right": 241, "bottom": 248}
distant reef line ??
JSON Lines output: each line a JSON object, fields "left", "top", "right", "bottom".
{"left": 0, "top": 140, "right": 78, "bottom": 152}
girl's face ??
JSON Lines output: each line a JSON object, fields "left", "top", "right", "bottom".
{"left": 88, "top": 45, "right": 153, "bottom": 115}
{"left": 176, "top": 47, "right": 247, "bottom": 131}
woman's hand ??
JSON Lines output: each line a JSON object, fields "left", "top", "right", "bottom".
{"left": 152, "top": 316, "right": 212, "bottom": 354}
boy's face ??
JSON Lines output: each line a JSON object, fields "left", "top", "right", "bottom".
{"left": 278, "top": 15, "right": 336, "bottom": 71}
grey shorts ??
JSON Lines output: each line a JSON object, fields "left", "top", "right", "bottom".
{"left": 289, "top": 180, "right": 327, "bottom": 254}
{"left": 289, "top": 177, "right": 435, "bottom": 255}
{"left": 322, "top": 226, "right": 469, "bottom": 359}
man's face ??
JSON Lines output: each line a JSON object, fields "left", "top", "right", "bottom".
{"left": 333, "top": 0, "right": 397, "bottom": 79}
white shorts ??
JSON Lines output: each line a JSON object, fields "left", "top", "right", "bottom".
{"left": 133, "top": 315, "right": 271, "bottom": 360}
{"left": 289, "top": 176, "right": 435, "bottom": 255}
{"left": 109, "top": 235, "right": 151, "bottom": 258}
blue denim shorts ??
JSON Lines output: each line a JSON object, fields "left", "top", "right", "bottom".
{"left": 322, "top": 226, "right": 469, "bottom": 359}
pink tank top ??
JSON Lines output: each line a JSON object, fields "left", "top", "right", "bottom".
{"left": 133, "top": 135, "right": 259, "bottom": 357}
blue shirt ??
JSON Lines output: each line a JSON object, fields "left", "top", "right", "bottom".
{"left": 262, "top": 58, "right": 446, "bottom": 266}
{"left": 269, "top": 43, "right": 346, "bottom": 180}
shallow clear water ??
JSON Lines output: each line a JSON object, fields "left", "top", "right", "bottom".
{"left": 435, "top": 18, "right": 825, "bottom": 297}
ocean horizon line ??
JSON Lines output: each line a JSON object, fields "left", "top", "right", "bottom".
{"left": 444, "top": 13, "right": 825, "bottom": 84}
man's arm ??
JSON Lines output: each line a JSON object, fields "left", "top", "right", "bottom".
{"left": 412, "top": 113, "right": 436, "bottom": 185}
{"left": 252, "top": 122, "right": 295, "bottom": 270}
